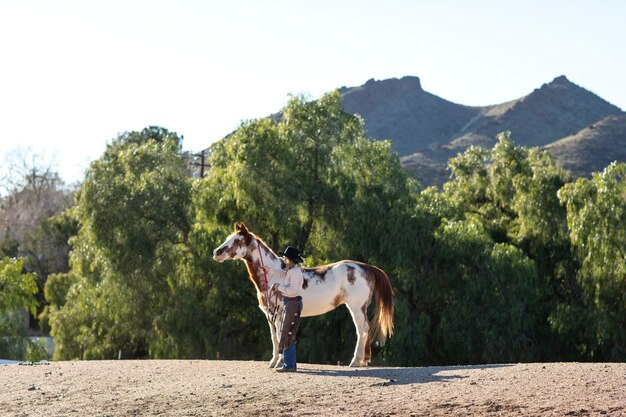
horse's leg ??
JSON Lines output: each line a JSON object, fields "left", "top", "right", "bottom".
{"left": 274, "top": 308, "right": 285, "bottom": 368}
{"left": 345, "top": 301, "right": 370, "bottom": 367}
{"left": 267, "top": 318, "right": 282, "bottom": 368}
{"left": 268, "top": 311, "right": 284, "bottom": 368}
{"left": 274, "top": 320, "right": 284, "bottom": 369}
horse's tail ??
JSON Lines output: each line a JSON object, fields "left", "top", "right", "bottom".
{"left": 369, "top": 265, "right": 394, "bottom": 344}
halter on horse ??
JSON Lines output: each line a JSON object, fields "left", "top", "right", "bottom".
{"left": 213, "top": 222, "right": 394, "bottom": 367}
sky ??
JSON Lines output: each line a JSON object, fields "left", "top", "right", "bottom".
{"left": 1, "top": 0, "right": 625, "bottom": 185}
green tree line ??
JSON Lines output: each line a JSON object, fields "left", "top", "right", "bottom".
{"left": 32, "top": 92, "right": 626, "bottom": 365}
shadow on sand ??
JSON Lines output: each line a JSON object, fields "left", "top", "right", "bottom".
{"left": 295, "top": 364, "right": 513, "bottom": 386}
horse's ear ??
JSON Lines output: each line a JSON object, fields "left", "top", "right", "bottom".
{"left": 238, "top": 222, "right": 249, "bottom": 233}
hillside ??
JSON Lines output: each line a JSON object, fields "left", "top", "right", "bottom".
{"left": 3, "top": 360, "right": 624, "bottom": 416}
{"left": 339, "top": 77, "right": 480, "bottom": 156}
{"left": 444, "top": 76, "right": 623, "bottom": 151}
{"left": 337, "top": 75, "right": 624, "bottom": 186}
{"left": 544, "top": 114, "right": 626, "bottom": 177}
{"left": 213, "top": 75, "right": 625, "bottom": 187}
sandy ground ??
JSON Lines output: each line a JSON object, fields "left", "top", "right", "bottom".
{"left": 1, "top": 360, "right": 624, "bottom": 416}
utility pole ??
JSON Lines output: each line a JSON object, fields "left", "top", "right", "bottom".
{"left": 199, "top": 150, "right": 206, "bottom": 178}
{"left": 193, "top": 150, "right": 210, "bottom": 178}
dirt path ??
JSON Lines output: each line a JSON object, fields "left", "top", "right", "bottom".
{"left": 1, "top": 360, "right": 624, "bottom": 416}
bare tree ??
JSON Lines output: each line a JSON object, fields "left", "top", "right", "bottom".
{"left": 1, "top": 148, "right": 72, "bottom": 245}
{"left": 1, "top": 148, "right": 76, "bottom": 289}
{"left": 2, "top": 147, "right": 63, "bottom": 198}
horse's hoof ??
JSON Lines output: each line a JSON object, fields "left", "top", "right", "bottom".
{"left": 268, "top": 359, "right": 278, "bottom": 368}
{"left": 349, "top": 357, "right": 368, "bottom": 367}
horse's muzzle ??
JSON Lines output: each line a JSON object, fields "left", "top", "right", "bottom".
{"left": 213, "top": 247, "right": 225, "bottom": 262}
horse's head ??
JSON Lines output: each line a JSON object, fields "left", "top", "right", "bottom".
{"left": 213, "top": 222, "right": 255, "bottom": 263}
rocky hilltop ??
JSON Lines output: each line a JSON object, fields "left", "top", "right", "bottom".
{"left": 340, "top": 76, "right": 480, "bottom": 156}
{"left": 338, "top": 75, "right": 624, "bottom": 186}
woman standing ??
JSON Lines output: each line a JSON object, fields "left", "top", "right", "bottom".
{"left": 268, "top": 246, "right": 304, "bottom": 372}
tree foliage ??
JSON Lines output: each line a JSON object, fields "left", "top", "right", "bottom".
{"left": 46, "top": 127, "right": 194, "bottom": 359}
{"left": 0, "top": 257, "right": 38, "bottom": 359}
{"left": 0, "top": 149, "right": 74, "bottom": 326}
{"left": 195, "top": 91, "right": 422, "bottom": 363}
{"left": 42, "top": 103, "right": 626, "bottom": 365}
{"left": 435, "top": 133, "right": 578, "bottom": 361}
{"left": 557, "top": 163, "right": 626, "bottom": 359}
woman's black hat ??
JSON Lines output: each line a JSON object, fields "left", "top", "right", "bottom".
{"left": 278, "top": 246, "right": 304, "bottom": 263}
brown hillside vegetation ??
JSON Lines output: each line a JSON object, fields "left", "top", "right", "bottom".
{"left": 2, "top": 360, "right": 624, "bottom": 416}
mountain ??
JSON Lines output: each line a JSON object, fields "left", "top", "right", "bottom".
{"left": 339, "top": 77, "right": 480, "bottom": 156}
{"left": 444, "top": 76, "right": 622, "bottom": 151}
{"left": 544, "top": 114, "right": 626, "bottom": 177}
{"left": 338, "top": 75, "right": 624, "bottom": 186}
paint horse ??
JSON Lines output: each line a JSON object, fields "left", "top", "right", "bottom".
{"left": 213, "top": 222, "right": 394, "bottom": 367}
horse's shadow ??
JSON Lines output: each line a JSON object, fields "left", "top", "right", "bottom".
{"left": 296, "top": 364, "right": 513, "bottom": 386}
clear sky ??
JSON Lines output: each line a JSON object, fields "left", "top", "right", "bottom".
{"left": 1, "top": 0, "right": 624, "bottom": 184}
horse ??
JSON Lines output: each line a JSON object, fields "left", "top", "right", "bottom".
{"left": 212, "top": 222, "right": 394, "bottom": 367}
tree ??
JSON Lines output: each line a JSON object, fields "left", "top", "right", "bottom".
{"left": 557, "top": 162, "right": 626, "bottom": 360}
{"left": 199, "top": 92, "right": 368, "bottom": 254}
{"left": 47, "top": 127, "right": 194, "bottom": 359}
{"left": 0, "top": 148, "right": 74, "bottom": 330}
{"left": 0, "top": 149, "right": 70, "bottom": 245}
{"left": 196, "top": 91, "right": 424, "bottom": 364}
{"left": 433, "top": 220, "right": 540, "bottom": 363}
{"left": 42, "top": 107, "right": 626, "bottom": 365}
{"left": 377, "top": 133, "right": 581, "bottom": 364}
{"left": 0, "top": 257, "right": 38, "bottom": 360}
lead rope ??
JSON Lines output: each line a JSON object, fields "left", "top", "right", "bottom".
{"left": 269, "top": 290, "right": 280, "bottom": 324}
{"left": 256, "top": 238, "right": 270, "bottom": 308}
{"left": 256, "top": 238, "right": 279, "bottom": 323}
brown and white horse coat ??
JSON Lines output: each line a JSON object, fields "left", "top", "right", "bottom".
{"left": 213, "top": 222, "right": 394, "bottom": 367}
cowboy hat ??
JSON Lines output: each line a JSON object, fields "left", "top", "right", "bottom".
{"left": 278, "top": 246, "right": 304, "bottom": 263}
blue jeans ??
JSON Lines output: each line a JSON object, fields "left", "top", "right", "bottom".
{"left": 283, "top": 341, "right": 297, "bottom": 369}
